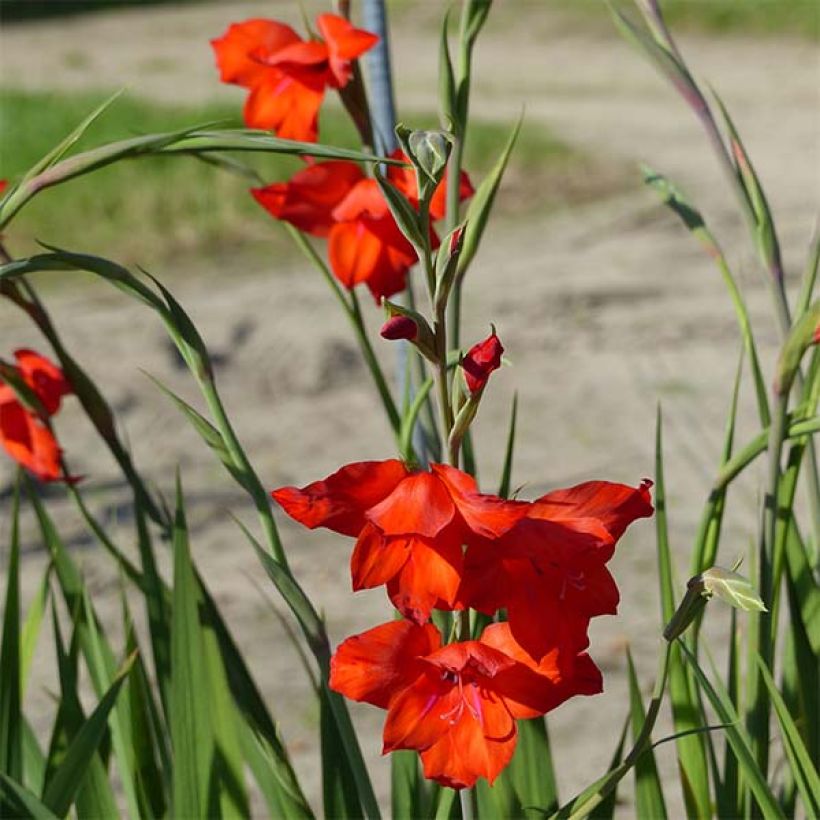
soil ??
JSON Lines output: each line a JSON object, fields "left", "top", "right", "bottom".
{"left": 1, "top": 1, "right": 818, "bottom": 815}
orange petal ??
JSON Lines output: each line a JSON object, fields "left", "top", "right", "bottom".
{"left": 14, "top": 348, "right": 70, "bottom": 416}
{"left": 418, "top": 698, "right": 517, "bottom": 788}
{"left": 431, "top": 463, "right": 528, "bottom": 538}
{"left": 330, "top": 620, "right": 440, "bottom": 709}
{"left": 350, "top": 526, "right": 412, "bottom": 589}
{"left": 272, "top": 459, "right": 408, "bottom": 536}
{"left": 243, "top": 73, "right": 324, "bottom": 141}
{"left": 387, "top": 533, "right": 463, "bottom": 623}
{"left": 211, "top": 19, "right": 301, "bottom": 87}
{"left": 0, "top": 400, "right": 63, "bottom": 482}
{"left": 328, "top": 220, "right": 384, "bottom": 288}
{"left": 383, "top": 672, "right": 452, "bottom": 753}
{"left": 316, "top": 13, "right": 379, "bottom": 86}
{"left": 367, "top": 472, "right": 456, "bottom": 538}
{"left": 332, "top": 178, "right": 388, "bottom": 221}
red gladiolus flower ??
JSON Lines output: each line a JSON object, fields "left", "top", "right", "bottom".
{"left": 0, "top": 349, "right": 74, "bottom": 482}
{"left": 272, "top": 460, "right": 527, "bottom": 622}
{"left": 253, "top": 152, "right": 474, "bottom": 303}
{"left": 330, "top": 619, "right": 601, "bottom": 788}
{"left": 211, "top": 14, "right": 378, "bottom": 141}
{"left": 462, "top": 330, "right": 503, "bottom": 394}
{"left": 380, "top": 315, "right": 418, "bottom": 341}
{"left": 460, "top": 480, "right": 653, "bottom": 665}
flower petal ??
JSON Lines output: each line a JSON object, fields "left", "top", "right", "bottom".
{"left": 243, "top": 72, "right": 324, "bottom": 141}
{"left": 328, "top": 220, "right": 385, "bottom": 289}
{"left": 272, "top": 459, "right": 408, "bottom": 536}
{"left": 387, "top": 533, "right": 463, "bottom": 623}
{"left": 211, "top": 19, "right": 301, "bottom": 87}
{"left": 431, "top": 463, "right": 528, "bottom": 538}
{"left": 350, "top": 526, "right": 412, "bottom": 590}
{"left": 14, "top": 349, "right": 71, "bottom": 416}
{"left": 330, "top": 620, "right": 440, "bottom": 709}
{"left": 0, "top": 400, "right": 64, "bottom": 482}
{"left": 316, "top": 13, "right": 379, "bottom": 87}
{"left": 367, "top": 472, "right": 455, "bottom": 538}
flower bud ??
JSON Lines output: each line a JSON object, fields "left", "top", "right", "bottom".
{"left": 380, "top": 315, "right": 418, "bottom": 342}
{"left": 408, "top": 129, "right": 452, "bottom": 186}
{"left": 461, "top": 328, "right": 503, "bottom": 395}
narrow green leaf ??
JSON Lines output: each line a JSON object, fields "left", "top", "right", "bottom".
{"left": 0, "top": 478, "right": 23, "bottom": 791}
{"left": 438, "top": 9, "right": 457, "bottom": 128}
{"left": 626, "top": 650, "right": 667, "bottom": 819}
{"left": 238, "top": 719, "right": 314, "bottom": 820}
{"left": 589, "top": 716, "right": 628, "bottom": 820}
{"left": 146, "top": 372, "right": 252, "bottom": 490}
{"left": 508, "top": 716, "right": 557, "bottom": 816}
{"left": 375, "top": 171, "right": 428, "bottom": 251}
{"left": 497, "top": 393, "right": 518, "bottom": 499}
{"left": 170, "top": 476, "right": 214, "bottom": 819}
{"left": 400, "top": 376, "right": 435, "bottom": 462}
{"left": 678, "top": 641, "right": 784, "bottom": 818}
{"left": 458, "top": 114, "right": 522, "bottom": 276}
{"left": 0, "top": 774, "right": 59, "bottom": 820}
{"left": 320, "top": 686, "right": 362, "bottom": 819}
{"left": 21, "top": 719, "right": 46, "bottom": 796}
{"left": 42, "top": 654, "right": 135, "bottom": 818}
{"left": 757, "top": 655, "right": 820, "bottom": 816}
{"left": 718, "top": 609, "right": 740, "bottom": 820}
{"left": 20, "top": 565, "right": 51, "bottom": 695}
{"left": 655, "top": 408, "right": 711, "bottom": 817}
{"left": 391, "top": 750, "right": 424, "bottom": 820}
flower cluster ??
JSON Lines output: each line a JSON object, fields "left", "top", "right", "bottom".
{"left": 273, "top": 461, "right": 652, "bottom": 787}
{"left": 0, "top": 349, "right": 76, "bottom": 482}
{"left": 253, "top": 153, "right": 473, "bottom": 302}
{"left": 211, "top": 14, "right": 378, "bottom": 142}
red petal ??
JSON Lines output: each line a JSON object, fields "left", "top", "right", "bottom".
{"left": 211, "top": 19, "right": 301, "bottom": 87}
{"left": 271, "top": 459, "right": 408, "bottom": 536}
{"left": 431, "top": 463, "right": 528, "bottom": 538}
{"left": 533, "top": 480, "right": 654, "bottom": 545}
{"left": 350, "top": 526, "right": 412, "bottom": 589}
{"left": 316, "top": 13, "right": 379, "bottom": 86}
{"left": 330, "top": 620, "right": 440, "bottom": 709}
{"left": 332, "top": 178, "right": 388, "bottom": 221}
{"left": 328, "top": 220, "right": 386, "bottom": 289}
{"left": 252, "top": 160, "right": 363, "bottom": 236}
{"left": 418, "top": 697, "right": 517, "bottom": 788}
{"left": 387, "top": 533, "right": 463, "bottom": 623}
{"left": 458, "top": 539, "right": 514, "bottom": 615}
{"left": 0, "top": 400, "right": 64, "bottom": 482}
{"left": 428, "top": 169, "right": 474, "bottom": 221}
{"left": 383, "top": 671, "right": 451, "bottom": 753}
{"left": 14, "top": 349, "right": 70, "bottom": 416}
{"left": 243, "top": 73, "right": 324, "bottom": 141}
{"left": 367, "top": 472, "right": 455, "bottom": 538}
{"left": 461, "top": 330, "right": 504, "bottom": 395}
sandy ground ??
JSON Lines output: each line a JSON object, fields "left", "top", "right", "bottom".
{"left": 1, "top": 2, "right": 819, "bottom": 816}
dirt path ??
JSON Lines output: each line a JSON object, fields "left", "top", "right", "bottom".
{"left": 1, "top": 2, "right": 818, "bottom": 814}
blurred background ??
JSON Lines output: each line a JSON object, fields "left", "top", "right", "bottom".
{"left": 1, "top": 0, "right": 818, "bottom": 813}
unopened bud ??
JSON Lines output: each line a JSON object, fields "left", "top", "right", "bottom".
{"left": 380, "top": 315, "right": 418, "bottom": 341}
{"left": 408, "top": 130, "right": 452, "bottom": 185}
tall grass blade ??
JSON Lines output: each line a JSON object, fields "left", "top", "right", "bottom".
{"left": 626, "top": 650, "right": 667, "bottom": 819}
{"left": 507, "top": 716, "right": 557, "bottom": 817}
{"left": 42, "top": 654, "right": 136, "bottom": 818}
{"left": 654, "top": 409, "right": 711, "bottom": 816}
{"left": 392, "top": 750, "right": 424, "bottom": 820}
{"left": 497, "top": 392, "right": 518, "bottom": 499}
{"left": 0, "top": 774, "right": 59, "bottom": 820}
{"left": 757, "top": 655, "right": 820, "bottom": 816}
{"left": 20, "top": 566, "right": 51, "bottom": 695}
{"left": 589, "top": 716, "right": 628, "bottom": 820}
{"left": 0, "top": 478, "right": 23, "bottom": 793}
{"left": 170, "top": 476, "right": 215, "bottom": 818}
{"left": 677, "top": 641, "right": 784, "bottom": 818}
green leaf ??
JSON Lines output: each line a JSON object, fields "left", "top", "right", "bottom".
{"left": 458, "top": 114, "right": 522, "bottom": 277}
{"left": 170, "top": 476, "right": 214, "bottom": 819}
{"left": 757, "top": 655, "right": 820, "bottom": 816}
{"left": 21, "top": 719, "right": 46, "bottom": 796}
{"left": 677, "top": 641, "right": 784, "bottom": 818}
{"left": 320, "top": 686, "right": 362, "bottom": 819}
{"left": 654, "top": 409, "right": 711, "bottom": 817}
{"left": 400, "top": 376, "right": 435, "bottom": 463}
{"left": 626, "top": 650, "right": 667, "bottom": 820}
{"left": 0, "top": 774, "right": 59, "bottom": 820}
{"left": 391, "top": 750, "right": 424, "bottom": 820}
{"left": 589, "top": 715, "right": 628, "bottom": 820}
{"left": 0, "top": 478, "right": 23, "bottom": 793}
{"left": 508, "top": 716, "right": 557, "bottom": 816}
{"left": 20, "top": 566, "right": 51, "bottom": 695}
{"left": 375, "top": 171, "right": 428, "bottom": 252}
{"left": 42, "top": 654, "right": 135, "bottom": 818}
{"left": 497, "top": 393, "right": 518, "bottom": 499}
{"left": 438, "top": 9, "right": 457, "bottom": 128}
{"left": 774, "top": 300, "right": 820, "bottom": 395}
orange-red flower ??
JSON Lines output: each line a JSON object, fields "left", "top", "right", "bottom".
{"left": 272, "top": 459, "right": 526, "bottom": 622}
{"left": 0, "top": 349, "right": 74, "bottom": 482}
{"left": 211, "top": 14, "right": 378, "bottom": 141}
{"left": 330, "top": 619, "right": 601, "bottom": 788}
{"left": 253, "top": 152, "right": 474, "bottom": 302}
{"left": 460, "top": 480, "right": 653, "bottom": 665}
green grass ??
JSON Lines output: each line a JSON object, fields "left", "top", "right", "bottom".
{"left": 0, "top": 88, "right": 624, "bottom": 267}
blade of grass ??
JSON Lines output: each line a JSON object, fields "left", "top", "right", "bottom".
{"left": 677, "top": 641, "right": 784, "bottom": 818}
{"left": 0, "top": 774, "right": 59, "bottom": 820}
{"left": 508, "top": 716, "right": 557, "bottom": 817}
{"left": 20, "top": 565, "right": 51, "bottom": 696}
{"left": 0, "top": 477, "right": 23, "bottom": 794}
{"left": 170, "top": 475, "right": 214, "bottom": 819}
{"left": 626, "top": 650, "right": 667, "bottom": 819}
{"left": 589, "top": 715, "right": 628, "bottom": 820}
{"left": 497, "top": 393, "right": 518, "bottom": 499}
